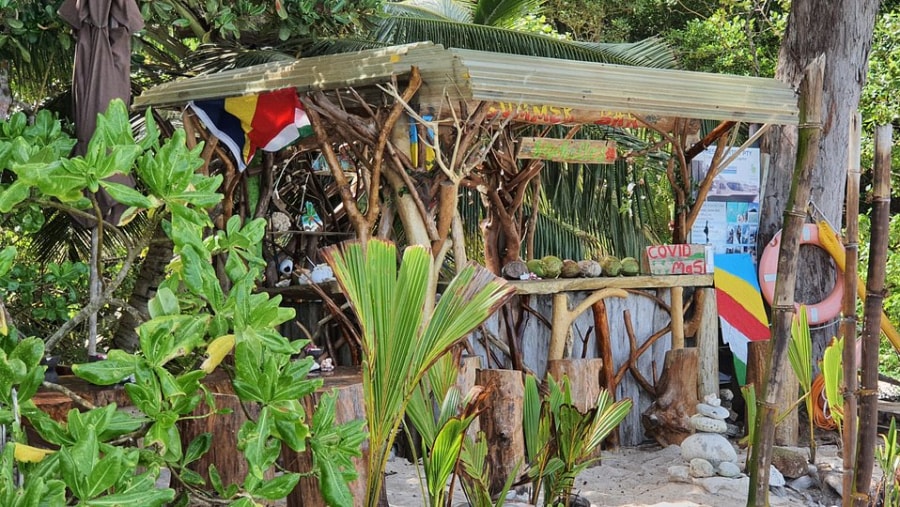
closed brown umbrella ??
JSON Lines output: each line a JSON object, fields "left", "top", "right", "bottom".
{"left": 59, "top": 0, "right": 143, "bottom": 224}
{"left": 58, "top": 0, "right": 143, "bottom": 360}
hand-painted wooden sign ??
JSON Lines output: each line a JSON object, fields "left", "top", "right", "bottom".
{"left": 643, "top": 244, "right": 714, "bottom": 275}
{"left": 487, "top": 101, "right": 642, "bottom": 127}
{"left": 517, "top": 137, "right": 617, "bottom": 164}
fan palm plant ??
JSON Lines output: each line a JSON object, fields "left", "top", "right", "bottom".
{"left": 322, "top": 238, "right": 514, "bottom": 506}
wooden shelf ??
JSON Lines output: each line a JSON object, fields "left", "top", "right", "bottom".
{"left": 507, "top": 274, "right": 714, "bottom": 295}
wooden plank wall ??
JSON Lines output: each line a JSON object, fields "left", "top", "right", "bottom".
{"left": 475, "top": 289, "right": 673, "bottom": 447}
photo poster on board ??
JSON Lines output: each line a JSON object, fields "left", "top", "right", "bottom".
{"left": 689, "top": 146, "right": 761, "bottom": 262}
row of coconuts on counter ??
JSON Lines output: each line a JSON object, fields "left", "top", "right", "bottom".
{"left": 502, "top": 255, "right": 641, "bottom": 280}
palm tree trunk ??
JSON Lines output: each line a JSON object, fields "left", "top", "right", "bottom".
{"left": 112, "top": 222, "right": 173, "bottom": 351}
{"left": 746, "top": 55, "right": 824, "bottom": 507}
{"left": 0, "top": 61, "right": 11, "bottom": 120}
{"left": 852, "top": 124, "right": 892, "bottom": 504}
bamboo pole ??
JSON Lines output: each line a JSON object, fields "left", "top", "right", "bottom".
{"left": 852, "top": 124, "right": 892, "bottom": 505}
{"left": 841, "top": 113, "right": 861, "bottom": 506}
{"left": 746, "top": 55, "right": 825, "bottom": 506}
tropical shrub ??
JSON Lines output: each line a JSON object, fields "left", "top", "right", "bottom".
{"left": 0, "top": 101, "right": 365, "bottom": 505}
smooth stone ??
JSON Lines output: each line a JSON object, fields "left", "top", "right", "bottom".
{"left": 789, "top": 475, "right": 816, "bottom": 491}
{"left": 703, "top": 394, "right": 722, "bottom": 407}
{"left": 824, "top": 471, "right": 843, "bottom": 497}
{"left": 719, "top": 389, "right": 734, "bottom": 402}
{"left": 681, "top": 433, "right": 738, "bottom": 467}
{"left": 690, "top": 414, "right": 727, "bottom": 433}
{"left": 772, "top": 446, "right": 810, "bottom": 479}
{"left": 667, "top": 465, "right": 692, "bottom": 483}
{"left": 717, "top": 461, "right": 742, "bottom": 478}
{"left": 769, "top": 465, "right": 786, "bottom": 488}
{"left": 695, "top": 475, "right": 749, "bottom": 496}
{"left": 690, "top": 458, "right": 716, "bottom": 478}
{"left": 696, "top": 402, "right": 730, "bottom": 420}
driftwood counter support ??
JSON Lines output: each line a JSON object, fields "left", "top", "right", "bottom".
{"left": 511, "top": 275, "right": 715, "bottom": 363}
{"left": 548, "top": 288, "right": 628, "bottom": 360}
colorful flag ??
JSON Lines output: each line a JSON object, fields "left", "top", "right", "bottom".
{"left": 189, "top": 88, "right": 312, "bottom": 171}
{"left": 714, "top": 253, "right": 770, "bottom": 385}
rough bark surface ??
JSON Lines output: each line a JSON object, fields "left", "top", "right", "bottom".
{"left": 758, "top": 0, "right": 880, "bottom": 448}
{"left": 640, "top": 348, "right": 698, "bottom": 447}
{"left": 476, "top": 368, "right": 525, "bottom": 495}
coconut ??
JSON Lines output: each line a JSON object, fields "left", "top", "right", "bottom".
{"left": 502, "top": 260, "right": 529, "bottom": 280}
{"left": 600, "top": 255, "right": 622, "bottom": 277}
{"left": 541, "top": 255, "right": 563, "bottom": 278}
{"left": 621, "top": 257, "right": 641, "bottom": 276}
{"left": 578, "top": 259, "right": 603, "bottom": 278}
{"left": 526, "top": 259, "right": 545, "bottom": 278}
{"left": 560, "top": 259, "right": 581, "bottom": 278}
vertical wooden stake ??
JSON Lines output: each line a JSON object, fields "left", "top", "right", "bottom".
{"left": 671, "top": 286, "right": 685, "bottom": 348}
{"left": 697, "top": 288, "right": 719, "bottom": 399}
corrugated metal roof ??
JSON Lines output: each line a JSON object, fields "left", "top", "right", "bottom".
{"left": 134, "top": 42, "right": 798, "bottom": 125}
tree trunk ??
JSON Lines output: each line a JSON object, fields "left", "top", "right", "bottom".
{"left": 758, "top": 0, "right": 880, "bottom": 445}
{"left": 747, "top": 56, "right": 825, "bottom": 507}
{"left": 852, "top": 125, "right": 892, "bottom": 505}
{"left": 112, "top": 223, "right": 173, "bottom": 351}
{"left": 476, "top": 368, "right": 525, "bottom": 496}
{"left": 0, "top": 61, "right": 11, "bottom": 120}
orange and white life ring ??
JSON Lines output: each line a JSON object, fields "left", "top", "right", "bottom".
{"left": 758, "top": 223, "right": 843, "bottom": 325}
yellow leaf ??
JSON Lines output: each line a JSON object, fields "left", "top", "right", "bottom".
{"left": 14, "top": 443, "right": 55, "bottom": 463}
{"left": 200, "top": 334, "right": 235, "bottom": 373}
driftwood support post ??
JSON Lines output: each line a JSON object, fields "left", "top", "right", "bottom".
{"left": 476, "top": 368, "right": 525, "bottom": 495}
{"left": 547, "top": 288, "right": 628, "bottom": 361}
{"left": 697, "top": 287, "right": 719, "bottom": 399}
{"left": 641, "top": 347, "right": 699, "bottom": 447}
{"left": 281, "top": 368, "right": 376, "bottom": 507}
{"left": 670, "top": 286, "right": 685, "bottom": 348}
{"left": 592, "top": 300, "right": 619, "bottom": 447}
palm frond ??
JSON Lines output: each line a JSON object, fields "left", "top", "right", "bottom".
{"left": 371, "top": 17, "right": 677, "bottom": 67}
{"left": 386, "top": 0, "right": 475, "bottom": 23}
{"left": 179, "top": 44, "right": 299, "bottom": 75}
{"left": 472, "top": 0, "right": 544, "bottom": 28}
{"left": 574, "top": 36, "right": 679, "bottom": 69}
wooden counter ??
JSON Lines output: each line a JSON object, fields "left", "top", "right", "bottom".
{"left": 508, "top": 274, "right": 713, "bottom": 294}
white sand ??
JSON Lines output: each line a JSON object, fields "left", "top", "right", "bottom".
{"left": 385, "top": 443, "right": 853, "bottom": 506}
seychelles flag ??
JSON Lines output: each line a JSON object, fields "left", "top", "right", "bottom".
{"left": 714, "top": 253, "right": 770, "bottom": 385}
{"left": 189, "top": 88, "right": 312, "bottom": 171}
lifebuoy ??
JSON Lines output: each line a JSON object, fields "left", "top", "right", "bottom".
{"left": 758, "top": 223, "right": 843, "bottom": 325}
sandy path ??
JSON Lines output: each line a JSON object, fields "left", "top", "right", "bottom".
{"left": 384, "top": 443, "right": 852, "bottom": 506}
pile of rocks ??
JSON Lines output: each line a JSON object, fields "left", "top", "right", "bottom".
{"left": 679, "top": 394, "right": 741, "bottom": 478}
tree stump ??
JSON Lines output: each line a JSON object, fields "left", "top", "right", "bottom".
{"left": 641, "top": 348, "right": 698, "bottom": 446}
{"left": 476, "top": 368, "right": 524, "bottom": 495}
{"left": 546, "top": 359, "right": 603, "bottom": 413}
{"left": 178, "top": 370, "right": 262, "bottom": 487}
{"left": 280, "top": 367, "right": 380, "bottom": 507}
{"left": 458, "top": 355, "right": 482, "bottom": 436}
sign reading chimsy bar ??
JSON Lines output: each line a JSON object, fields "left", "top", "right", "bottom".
{"left": 643, "top": 244, "right": 714, "bottom": 275}
{"left": 488, "top": 102, "right": 642, "bottom": 127}
{"left": 517, "top": 138, "right": 617, "bottom": 164}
